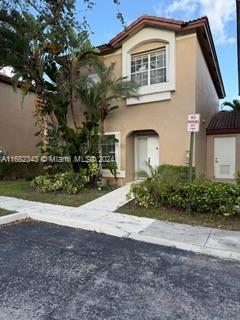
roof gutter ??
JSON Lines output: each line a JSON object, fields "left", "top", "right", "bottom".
{"left": 206, "top": 128, "right": 240, "bottom": 135}
{"left": 201, "top": 19, "right": 226, "bottom": 98}
{"left": 98, "top": 15, "right": 225, "bottom": 99}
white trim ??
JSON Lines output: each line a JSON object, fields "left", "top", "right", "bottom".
{"left": 122, "top": 27, "right": 176, "bottom": 104}
{"left": 134, "top": 135, "right": 139, "bottom": 179}
{"left": 166, "top": 43, "right": 170, "bottom": 82}
{"left": 127, "top": 91, "right": 171, "bottom": 105}
{"left": 133, "top": 82, "right": 172, "bottom": 96}
{"left": 104, "top": 131, "right": 121, "bottom": 135}
{"left": 130, "top": 48, "right": 167, "bottom": 87}
{"left": 102, "top": 170, "right": 126, "bottom": 178}
{"left": 102, "top": 131, "right": 121, "bottom": 173}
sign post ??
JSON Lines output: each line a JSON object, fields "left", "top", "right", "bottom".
{"left": 188, "top": 132, "right": 194, "bottom": 183}
{"left": 186, "top": 114, "right": 200, "bottom": 215}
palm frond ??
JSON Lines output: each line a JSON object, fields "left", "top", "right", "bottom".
{"left": 222, "top": 99, "right": 240, "bottom": 111}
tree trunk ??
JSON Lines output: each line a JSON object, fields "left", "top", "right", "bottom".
{"left": 69, "top": 89, "right": 78, "bottom": 132}
{"left": 35, "top": 95, "right": 49, "bottom": 152}
{"left": 68, "top": 60, "right": 78, "bottom": 132}
{"left": 98, "top": 119, "right": 105, "bottom": 179}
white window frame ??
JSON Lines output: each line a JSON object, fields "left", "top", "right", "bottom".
{"left": 101, "top": 132, "right": 123, "bottom": 177}
{"left": 131, "top": 53, "right": 149, "bottom": 87}
{"left": 122, "top": 27, "right": 176, "bottom": 105}
{"left": 131, "top": 48, "right": 168, "bottom": 87}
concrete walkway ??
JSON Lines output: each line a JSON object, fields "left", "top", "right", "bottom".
{"left": 79, "top": 182, "right": 132, "bottom": 212}
{"left": 0, "top": 184, "right": 240, "bottom": 262}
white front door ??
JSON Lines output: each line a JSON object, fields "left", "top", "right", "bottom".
{"left": 135, "top": 135, "right": 159, "bottom": 178}
{"left": 214, "top": 137, "right": 236, "bottom": 179}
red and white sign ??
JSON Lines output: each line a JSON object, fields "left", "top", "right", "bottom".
{"left": 187, "top": 114, "right": 200, "bottom": 132}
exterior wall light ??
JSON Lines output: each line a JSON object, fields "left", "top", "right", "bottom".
{"left": 186, "top": 150, "right": 190, "bottom": 165}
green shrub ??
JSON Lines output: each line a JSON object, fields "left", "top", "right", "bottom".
{"left": 104, "top": 161, "right": 118, "bottom": 178}
{"left": 236, "top": 171, "right": 240, "bottom": 184}
{"left": 31, "top": 171, "right": 87, "bottom": 194}
{"left": 130, "top": 165, "right": 240, "bottom": 215}
{"left": 130, "top": 180, "right": 156, "bottom": 208}
{"left": 169, "top": 180, "right": 240, "bottom": 215}
{"left": 129, "top": 165, "right": 194, "bottom": 208}
{"left": 149, "top": 164, "right": 195, "bottom": 184}
{"left": 0, "top": 162, "right": 44, "bottom": 180}
{"left": 87, "top": 157, "right": 99, "bottom": 177}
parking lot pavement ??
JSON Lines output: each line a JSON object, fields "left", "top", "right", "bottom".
{"left": 0, "top": 221, "right": 240, "bottom": 320}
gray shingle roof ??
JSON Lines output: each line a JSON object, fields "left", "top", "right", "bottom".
{"left": 207, "top": 111, "right": 240, "bottom": 134}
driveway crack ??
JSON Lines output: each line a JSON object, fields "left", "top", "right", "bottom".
{"left": 203, "top": 228, "right": 213, "bottom": 247}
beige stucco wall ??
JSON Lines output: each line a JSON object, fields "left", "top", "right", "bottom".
{"left": 0, "top": 82, "right": 38, "bottom": 156}
{"left": 68, "top": 29, "right": 220, "bottom": 183}
{"left": 207, "top": 134, "right": 240, "bottom": 180}
{"left": 195, "top": 42, "right": 219, "bottom": 176}
{"left": 102, "top": 34, "right": 197, "bottom": 180}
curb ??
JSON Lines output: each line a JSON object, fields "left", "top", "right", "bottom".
{"left": 29, "top": 212, "right": 130, "bottom": 238}
{"left": 129, "top": 233, "right": 240, "bottom": 262}
{"left": 28, "top": 213, "right": 240, "bottom": 262}
{"left": 0, "top": 212, "right": 28, "bottom": 226}
{"left": 1, "top": 211, "right": 240, "bottom": 262}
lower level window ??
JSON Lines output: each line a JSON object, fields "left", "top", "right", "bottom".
{"left": 101, "top": 134, "right": 119, "bottom": 169}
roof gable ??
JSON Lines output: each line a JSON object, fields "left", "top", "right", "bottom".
{"left": 98, "top": 15, "right": 225, "bottom": 99}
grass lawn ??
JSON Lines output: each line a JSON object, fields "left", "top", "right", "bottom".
{"left": 0, "top": 208, "right": 15, "bottom": 217}
{"left": 0, "top": 180, "right": 115, "bottom": 207}
{"left": 118, "top": 201, "right": 240, "bottom": 231}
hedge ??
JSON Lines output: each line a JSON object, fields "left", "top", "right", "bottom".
{"left": 130, "top": 165, "right": 240, "bottom": 216}
{"left": 0, "top": 162, "right": 44, "bottom": 180}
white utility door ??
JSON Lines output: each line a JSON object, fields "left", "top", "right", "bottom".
{"left": 214, "top": 137, "right": 236, "bottom": 179}
{"left": 135, "top": 135, "right": 159, "bottom": 177}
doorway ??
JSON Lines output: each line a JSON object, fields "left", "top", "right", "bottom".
{"left": 135, "top": 133, "right": 159, "bottom": 179}
{"left": 214, "top": 137, "right": 236, "bottom": 179}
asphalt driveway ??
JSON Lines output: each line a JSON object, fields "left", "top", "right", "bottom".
{"left": 0, "top": 221, "right": 239, "bottom": 320}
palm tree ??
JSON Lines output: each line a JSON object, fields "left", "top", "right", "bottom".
{"left": 222, "top": 99, "right": 240, "bottom": 111}
{"left": 54, "top": 31, "right": 99, "bottom": 132}
{"left": 77, "top": 61, "right": 138, "bottom": 134}
{"left": 76, "top": 61, "right": 139, "bottom": 172}
{"left": 0, "top": 10, "right": 52, "bottom": 150}
{"left": 0, "top": 10, "right": 98, "bottom": 151}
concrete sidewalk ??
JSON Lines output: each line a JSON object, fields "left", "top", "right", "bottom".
{"left": 79, "top": 182, "right": 132, "bottom": 212}
{"left": 0, "top": 184, "right": 240, "bottom": 262}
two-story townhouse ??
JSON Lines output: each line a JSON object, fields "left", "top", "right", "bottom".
{"left": 0, "top": 15, "right": 226, "bottom": 186}
{"left": 87, "top": 15, "right": 225, "bottom": 185}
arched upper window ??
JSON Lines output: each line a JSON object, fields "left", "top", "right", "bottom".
{"left": 131, "top": 47, "right": 167, "bottom": 87}
{"left": 122, "top": 27, "right": 176, "bottom": 105}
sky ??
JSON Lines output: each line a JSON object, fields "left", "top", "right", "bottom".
{"left": 77, "top": 0, "right": 238, "bottom": 105}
